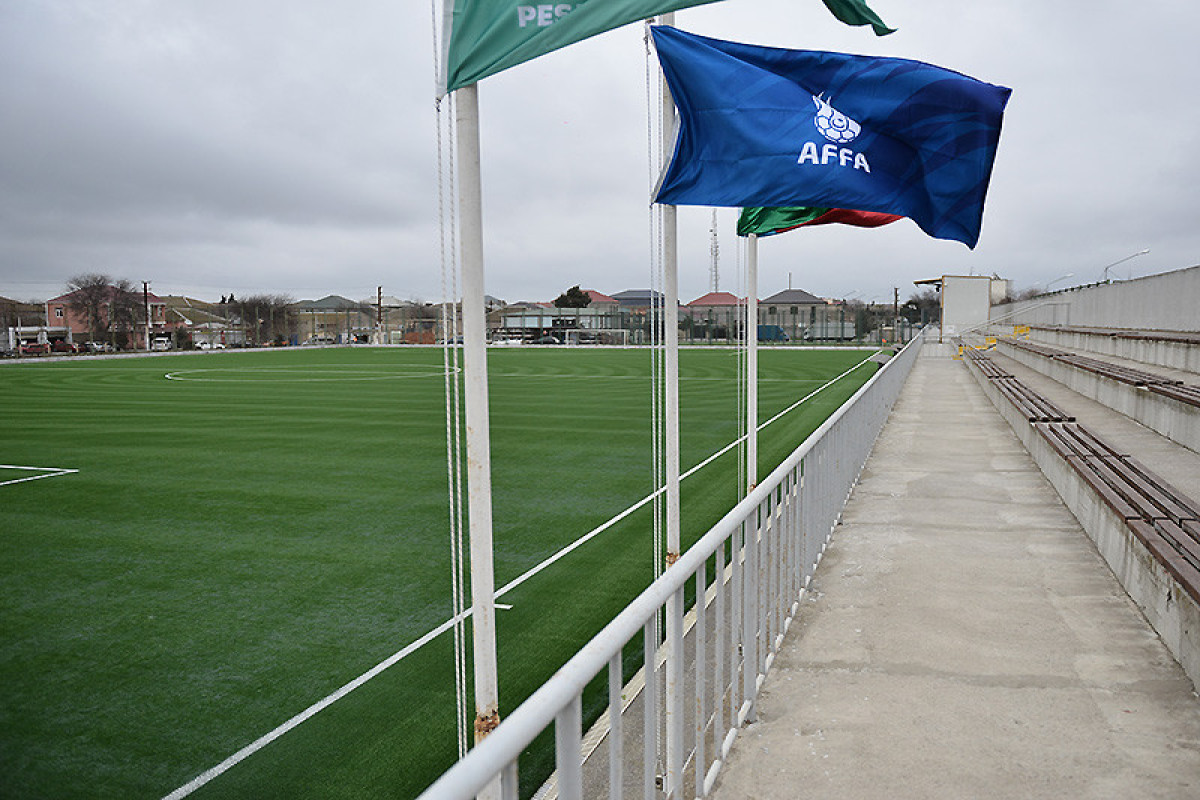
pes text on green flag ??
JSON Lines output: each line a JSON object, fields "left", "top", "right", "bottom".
{"left": 440, "top": 0, "right": 896, "bottom": 94}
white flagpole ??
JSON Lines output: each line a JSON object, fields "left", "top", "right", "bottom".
{"left": 746, "top": 234, "right": 758, "bottom": 492}
{"left": 454, "top": 84, "right": 501, "bottom": 771}
{"left": 742, "top": 232, "right": 759, "bottom": 724}
{"left": 657, "top": 11, "right": 685, "bottom": 796}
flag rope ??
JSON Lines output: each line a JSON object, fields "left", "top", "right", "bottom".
{"left": 644, "top": 20, "right": 667, "bottom": 776}
{"left": 432, "top": 0, "right": 470, "bottom": 759}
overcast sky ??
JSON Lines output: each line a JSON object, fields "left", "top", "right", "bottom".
{"left": 2, "top": 0, "right": 1197, "bottom": 307}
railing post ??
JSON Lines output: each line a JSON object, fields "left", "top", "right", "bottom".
{"left": 694, "top": 564, "right": 707, "bottom": 798}
{"left": 609, "top": 654, "right": 623, "bottom": 800}
{"left": 666, "top": 585, "right": 684, "bottom": 794}
{"left": 741, "top": 514, "right": 757, "bottom": 723}
{"left": 643, "top": 621, "right": 657, "bottom": 800}
{"left": 714, "top": 540, "right": 726, "bottom": 758}
{"left": 555, "top": 697, "right": 582, "bottom": 800}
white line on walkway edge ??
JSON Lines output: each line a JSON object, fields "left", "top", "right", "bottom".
{"left": 160, "top": 351, "right": 875, "bottom": 799}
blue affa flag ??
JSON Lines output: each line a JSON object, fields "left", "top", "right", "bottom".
{"left": 651, "top": 26, "right": 1012, "bottom": 248}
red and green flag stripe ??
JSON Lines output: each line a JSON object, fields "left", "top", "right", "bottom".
{"left": 737, "top": 206, "right": 903, "bottom": 237}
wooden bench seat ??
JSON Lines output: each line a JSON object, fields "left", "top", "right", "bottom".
{"left": 1149, "top": 383, "right": 1200, "bottom": 408}
{"left": 992, "top": 377, "right": 1074, "bottom": 422}
{"left": 1031, "top": 421, "right": 1200, "bottom": 602}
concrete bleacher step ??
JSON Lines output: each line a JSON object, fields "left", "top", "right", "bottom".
{"left": 1025, "top": 323, "right": 1200, "bottom": 373}
{"left": 995, "top": 336, "right": 1200, "bottom": 453}
{"left": 961, "top": 346, "right": 1200, "bottom": 690}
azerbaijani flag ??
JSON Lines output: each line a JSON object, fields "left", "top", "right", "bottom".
{"left": 738, "top": 206, "right": 901, "bottom": 237}
{"left": 440, "top": 0, "right": 895, "bottom": 94}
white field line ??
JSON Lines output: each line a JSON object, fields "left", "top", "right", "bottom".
{"left": 160, "top": 351, "right": 876, "bottom": 799}
{"left": 0, "top": 464, "right": 79, "bottom": 487}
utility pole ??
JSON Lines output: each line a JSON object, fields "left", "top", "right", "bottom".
{"left": 143, "top": 281, "right": 151, "bottom": 351}
{"left": 377, "top": 286, "right": 384, "bottom": 344}
{"left": 893, "top": 287, "right": 899, "bottom": 343}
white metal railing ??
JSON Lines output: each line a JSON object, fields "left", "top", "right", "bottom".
{"left": 420, "top": 332, "right": 924, "bottom": 799}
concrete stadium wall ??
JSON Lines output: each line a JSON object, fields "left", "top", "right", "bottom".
{"left": 991, "top": 264, "right": 1200, "bottom": 331}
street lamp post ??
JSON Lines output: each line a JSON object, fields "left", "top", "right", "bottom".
{"left": 1045, "top": 272, "right": 1075, "bottom": 291}
{"left": 1100, "top": 248, "right": 1150, "bottom": 282}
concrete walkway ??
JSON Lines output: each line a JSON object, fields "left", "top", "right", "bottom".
{"left": 710, "top": 350, "right": 1200, "bottom": 799}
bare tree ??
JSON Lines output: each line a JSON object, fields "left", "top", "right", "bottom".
{"left": 67, "top": 273, "right": 112, "bottom": 343}
{"left": 108, "top": 279, "right": 142, "bottom": 349}
{"left": 231, "top": 294, "right": 295, "bottom": 345}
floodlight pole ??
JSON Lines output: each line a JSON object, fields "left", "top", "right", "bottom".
{"left": 455, "top": 83, "right": 502, "bottom": 800}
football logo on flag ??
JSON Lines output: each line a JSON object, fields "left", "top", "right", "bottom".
{"left": 812, "top": 95, "right": 860, "bottom": 144}
{"left": 798, "top": 93, "right": 871, "bottom": 172}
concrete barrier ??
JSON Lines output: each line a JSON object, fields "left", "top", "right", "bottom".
{"left": 992, "top": 264, "right": 1200, "bottom": 332}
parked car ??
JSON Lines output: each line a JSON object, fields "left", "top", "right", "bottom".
{"left": 532, "top": 335, "right": 561, "bottom": 345}
{"left": 85, "top": 341, "right": 113, "bottom": 353}
{"left": 51, "top": 341, "right": 80, "bottom": 354}
{"left": 757, "top": 325, "right": 790, "bottom": 342}
{"left": 196, "top": 341, "right": 226, "bottom": 350}
{"left": 151, "top": 337, "right": 172, "bottom": 351}
{"left": 20, "top": 342, "right": 50, "bottom": 355}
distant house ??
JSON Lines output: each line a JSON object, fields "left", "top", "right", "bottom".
{"left": 610, "top": 289, "right": 664, "bottom": 310}
{"left": 760, "top": 288, "right": 824, "bottom": 340}
{"left": 355, "top": 294, "right": 440, "bottom": 344}
{"left": 293, "top": 295, "right": 373, "bottom": 344}
{"left": 0, "top": 296, "right": 43, "bottom": 326}
{"left": 2, "top": 295, "right": 49, "bottom": 351}
{"left": 44, "top": 285, "right": 167, "bottom": 349}
{"left": 685, "top": 291, "right": 744, "bottom": 342}
{"left": 583, "top": 290, "right": 619, "bottom": 310}
{"left": 160, "top": 295, "right": 243, "bottom": 347}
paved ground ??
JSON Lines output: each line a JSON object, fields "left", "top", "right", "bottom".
{"left": 709, "top": 350, "right": 1200, "bottom": 799}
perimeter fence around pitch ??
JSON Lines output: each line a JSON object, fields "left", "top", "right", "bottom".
{"left": 421, "top": 328, "right": 925, "bottom": 798}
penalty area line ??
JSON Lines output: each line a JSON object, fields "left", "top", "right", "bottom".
{"left": 0, "top": 465, "right": 79, "bottom": 487}
{"left": 160, "top": 351, "right": 874, "bottom": 799}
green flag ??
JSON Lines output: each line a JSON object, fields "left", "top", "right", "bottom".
{"left": 440, "top": 0, "right": 896, "bottom": 94}
{"left": 819, "top": 0, "right": 894, "bottom": 36}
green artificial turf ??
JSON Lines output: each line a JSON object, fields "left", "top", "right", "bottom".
{"left": 0, "top": 346, "right": 876, "bottom": 799}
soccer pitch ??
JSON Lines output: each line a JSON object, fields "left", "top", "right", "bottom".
{"left": 0, "top": 345, "right": 878, "bottom": 799}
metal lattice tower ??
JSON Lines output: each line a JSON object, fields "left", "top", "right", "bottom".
{"left": 709, "top": 209, "right": 720, "bottom": 293}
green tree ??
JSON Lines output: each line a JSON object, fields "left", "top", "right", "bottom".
{"left": 553, "top": 285, "right": 591, "bottom": 308}
{"left": 899, "top": 289, "right": 940, "bottom": 325}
